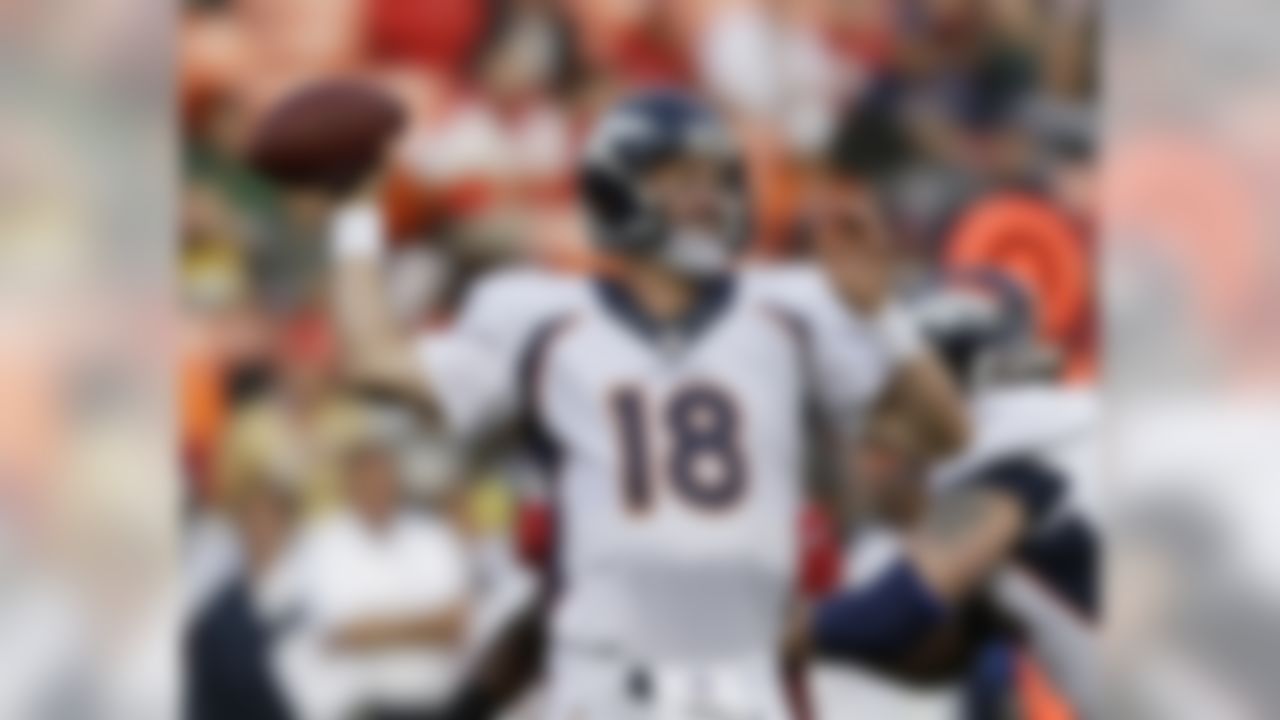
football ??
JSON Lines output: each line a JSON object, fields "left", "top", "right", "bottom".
{"left": 245, "top": 79, "right": 406, "bottom": 193}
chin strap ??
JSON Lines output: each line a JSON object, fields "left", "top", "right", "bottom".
{"left": 660, "top": 228, "right": 735, "bottom": 278}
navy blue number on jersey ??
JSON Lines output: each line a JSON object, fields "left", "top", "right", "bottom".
{"left": 611, "top": 383, "right": 747, "bottom": 514}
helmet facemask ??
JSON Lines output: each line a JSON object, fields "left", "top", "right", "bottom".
{"left": 580, "top": 92, "right": 751, "bottom": 278}
{"left": 638, "top": 151, "right": 747, "bottom": 278}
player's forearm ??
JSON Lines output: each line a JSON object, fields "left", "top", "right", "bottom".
{"left": 808, "top": 494, "right": 1019, "bottom": 665}
{"left": 812, "top": 467, "right": 1054, "bottom": 664}
{"left": 329, "top": 203, "right": 437, "bottom": 409}
{"left": 884, "top": 351, "right": 971, "bottom": 460}
{"left": 907, "top": 489, "right": 1026, "bottom": 602}
{"left": 330, "top": 203, "right": 403, "bottom": 365}
{"left": 909, "top": 457, "right": 1068, "bottom": 601}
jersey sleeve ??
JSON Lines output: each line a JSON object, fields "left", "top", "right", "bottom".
{"left": 750, "top": 264, "right": 925, "bottom": 425}
{"left": 415, "top": 269, "right": 577, "bottom": 441}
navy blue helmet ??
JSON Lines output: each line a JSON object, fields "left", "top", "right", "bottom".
{"left": 579, "top": 89, "right": 751, "bottom": 275}
{"left": 912, "top": 270, "right": 1047, "bottom": 388}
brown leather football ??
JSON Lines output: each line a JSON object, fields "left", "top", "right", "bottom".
{"left": 246, "top": 79, "right": 406, "bottom": 193}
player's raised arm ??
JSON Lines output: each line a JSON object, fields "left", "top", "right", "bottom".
{"left": 243, "top": 80, "right": 445, "bottom": 416}
{"left": 328, "top": 200, "right": 536, "bottom": 441}
{"left": 328, "top": 199, "right": 441, "bottom": 415}
{"left": 810, "top": 179, "right": 970, "bottom": 458}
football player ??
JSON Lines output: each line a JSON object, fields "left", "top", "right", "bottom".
{"left": 807, "top": 275, "right": 1101, "bottom": 718}
{"left": 327, "top": 89, "right": 968, "bottom": 720}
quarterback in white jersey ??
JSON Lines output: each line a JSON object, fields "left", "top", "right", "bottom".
{"left": 327, "top": 90, "right": 968, "bottom": 720}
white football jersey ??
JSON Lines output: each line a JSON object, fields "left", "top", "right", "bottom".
{"left": 929, "top": 384, "right": 1101, "bottom": 523}
{"left": 936, "top": 384, "right": 1103, "bottom": 717}
{"left": 417, "top": 265, "right": 919, "bottom": 661}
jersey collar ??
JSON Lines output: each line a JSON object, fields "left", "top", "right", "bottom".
{"left": 593, "top": 275, "right": 738, "bottom": 350}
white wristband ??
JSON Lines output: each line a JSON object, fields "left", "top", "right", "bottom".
{"left": 869, "top": 303, "right": 925, "bottom": 366}
{"left": 330, "top": 203, "right": 386, "bottom": 261}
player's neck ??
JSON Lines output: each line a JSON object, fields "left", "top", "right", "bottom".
{"left": 615, "top": 260, "right": 699, "bottom": 325}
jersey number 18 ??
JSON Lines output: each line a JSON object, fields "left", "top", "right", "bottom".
{"left": 610, "top": 383, "right": 748, "bottom": 514}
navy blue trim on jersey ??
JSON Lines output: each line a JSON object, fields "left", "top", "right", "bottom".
{"left": 963, "top": 640, "right": 1018, "bottom": 720}
{"left": 1014, "top": 514, "right": 1101, "bottom": 621}
{"left": 593, "top": 275, "right": 737, "bottom": 347}
{"left": 516, "top": 314, "right": 578, "bottom": 473}
{"left": 514, "top": 314, "right": 578, "bottom": 595}
{"left": 961, "top": 454, "right": 1099, "bottom": 620}
{"left": 968, "top": 456, "right": 1067, "bottom": 528}
{"left": 760, "top": 303, "right": 815, "bottom": 365}
{"left": 759, "top": 302, "right": 843, "bottom": 496}
{"left": 760, "top": 302, "right": 817, "bottom": 400}
{"left": 812, "top": 560, "right": 949, "bottom": 663}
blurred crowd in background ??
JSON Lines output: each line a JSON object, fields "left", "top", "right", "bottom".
{"left": 180, "top": 0, "right": 1097, "bottom": 717}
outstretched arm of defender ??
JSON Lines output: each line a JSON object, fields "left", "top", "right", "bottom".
{"left": 810, "top": 458, "right": 1064, "bottom": 663}
{"left": 904, "top": 484, "right": 1027, "bottom": 602}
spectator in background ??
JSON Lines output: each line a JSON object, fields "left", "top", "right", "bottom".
{"left": 574, "top": 0, "right": 695, "bottom": 88}
{"left": 365, "top": 0, "right": 489, "bottom": 80}
{"left": 278, "top": 438, "right": 471, "bottom": 720}
{"left": 388, "top": 0, "right": 589, "bottom": 276}
{"left": 699, "top": 0, "right": 850, "bottom": 156}
{"left": 188, "top": 477, "right": 300, "bottom": 720}
{"left": 214, "top": 311, "right": 364, "bottom": 517}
